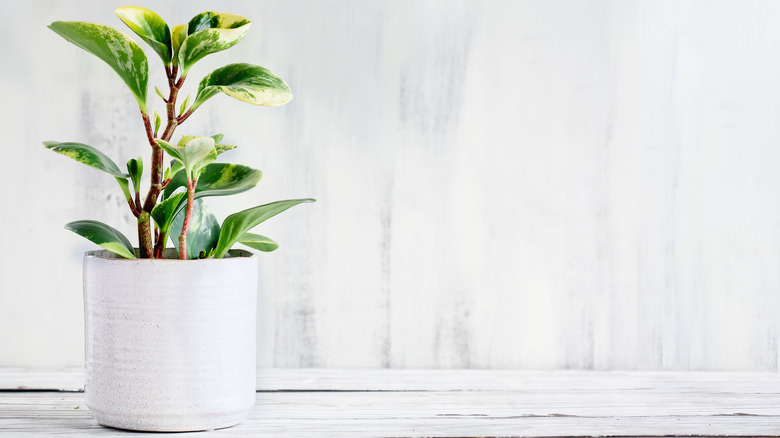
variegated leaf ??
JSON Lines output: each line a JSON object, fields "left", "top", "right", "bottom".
{"left": 213, "top": 199, "right": 315, "bottom": 259}
{"left": 44, "top": 140, "right": 133, "bottom": 202}
{"left": 157, "top": 137, "right": 217, "bottom": 180}
{"left": 176, "top": 135, "right": 235, "bottom": 156}
{"left": 170, "top": 24, "right": 188, "bottom": 64}
{"left": 163, "top": 162, "right": 262, "bottom": 200}
{"left": 65, "top": 220, "right": 136, "bottom": 259}
{"left": 43, "top": 141, "right": 128, "bottom": 178}
{"left": 238, "top": 232, "right": 279, "bottom": 252}
{"left": 215, "top": 143, "right": 236, "bottom": 155}
{"left": 177, "top": 11, "right": 251, "bottom": 74}
{"left": 115, "top": 6, "right": 172, "bottom": 64}
{"left": 152, "top": 160, "right": 257, "bottom": 250}
{"left": 193, "top": 63, "right": 292, "bottom": 109}
{"left": 48, "top": 21, "right": 148, "bottom": 112}
{"left": 187, "top": 11, "right": 249, "bottom": 34}
{"left": 170, "top": 199, "right": 221, "bottom": 259}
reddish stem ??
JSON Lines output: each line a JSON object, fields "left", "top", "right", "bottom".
{"left": 137, "top": 64, "right": 195, "bottom": 258}
{"left": 153, "top": 226, "right": 164, "bottom": 259}
{"left": 141, "top": 111, "right": 155, "bottom": 145}
{"left": 153, "top": 229, "right": 165, "bottom": 259}
{"left": 177, "top": 107, "right": 195, "bottom": 125}
{"left": 137, "top": 212, "right": 153, "bottom": 258}
{"left": 126, "top": 197, "right": 140, "bottom": 217}
{"left": 178, "top": 178, "right": 196, "bottom": 260}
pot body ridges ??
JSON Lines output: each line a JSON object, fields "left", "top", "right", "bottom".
{"left": 83, "top": 249, "right": 258, "bottom": 432}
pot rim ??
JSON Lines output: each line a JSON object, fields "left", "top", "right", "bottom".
{"left": 85, "top": 249, "right": 256, "bottom": 261}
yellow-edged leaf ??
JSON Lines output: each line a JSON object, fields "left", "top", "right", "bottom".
{"left": 48, "top": 21, "right": 148, "bottom": 112}
{"left": 177, "top": 11, "right": 251, "bottom": 74}
{"left": 193, "top": 63, "right": 292, "bottom": 109}
{"left": 65, "top": 220, "right": 136, "bottom": 259}
{"left": 115, "top": 6, "right": 172, "bottom": 64}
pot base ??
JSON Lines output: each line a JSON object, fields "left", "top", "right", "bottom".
{"left": 90, "top": 406, "right": 252, "bottom": 432}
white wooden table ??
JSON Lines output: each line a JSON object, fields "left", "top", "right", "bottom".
{"left": 2, "top": 368, "right": 780, "bottom": 437}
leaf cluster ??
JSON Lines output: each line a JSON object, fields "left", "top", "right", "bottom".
{"left": 45, "top": 7, "right": 313, "bottom": 259}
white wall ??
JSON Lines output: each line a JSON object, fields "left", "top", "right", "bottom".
{"left": 2, "top": 0, "right": 780, "bottom": 370}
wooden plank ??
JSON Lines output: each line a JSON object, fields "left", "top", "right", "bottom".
{"left": 0, "top": 368, "right": 83, "bottom": 392}
{"left": 3, "top": 391, "right": 780, "bottom": 437}
{"left": 4, "top": 367, "right": 780, "bottom": 392}
{"left": 255, "top": 368, "right": 780, "bottom": 392}
{"left": 2, "top": 370, "right": 780, "bottom": 436}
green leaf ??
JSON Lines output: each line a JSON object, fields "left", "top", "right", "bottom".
{"left": 178, "top": 11, "right": 251, "bottom": 74}
{"left": 154, "top": 111, "right": 162, "bottom": 134}
{"left": 157, "top": 137, "right": 217, "bottom": 180}
{"left": 213, "top": 198, "right": 315, "bottom": 258}
{"left": 43, "top": 141, "right": 128, "bottom": 178}
{"left": 43, "top": 141, "right": 132, "bottom": 202}
{"left": 126, "top": 157, "right": 143, "bottom": 193}
{"left": 177, "top": 135, "right": 234, "bottom": 155}
{"left": 150, "top": 191, "right": 186, "bottom": 246}
{"left": 155, "top": 161, "right": 263, "bottom": 244}
{"left": 48, "top": 21, "right": 148, "bottom": 112}
{"left": 193, "top": 63, "right": 292, "bottom": 109}
{"left": 163, "top": 162, "right": 262, "bottom": 200}
{"left": 115, "top": 6, "right": 172, "bottom": 64}
{"left": 179, "top": 94, "right": 191, "bottom": 115}
{"left": 167, "top": 160, "right": 183, "bottom": 181}
{"left": 215, "top": 143, "right": 236, "bottom": 155}
{"left": 171, "top": 24, "right": 187, "bottom": 65}
{"left": 187, "top": 11, "right": 250, "bottom": 34}
{"left": 65, "top": 220, "right": 136, "bottom": 259}
{"left": 176, "top": 135, "right": 197, "bottom": 146}
{"left": 115, "top": 176, "right": 132, "bottom": 202}
{"left": 170, "top": 199, "right": 220, "bottom": 259}
{"left": 238, "top": 232, "right": 278, "bottom": 252}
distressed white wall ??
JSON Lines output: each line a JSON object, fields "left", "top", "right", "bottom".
{"left": 1, "top": 0, "right": 780, "bottom": 370}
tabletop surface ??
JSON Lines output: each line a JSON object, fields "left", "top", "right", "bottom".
{"left": 1, "top": 368, "right": 780, "bottom": 437}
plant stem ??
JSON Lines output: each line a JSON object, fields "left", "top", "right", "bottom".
{"left": 177, "top": 107, "right": 195, "bottom": 125}
{"left": 126, "top": 197, "right": 140, "bottom": 217}
{"left": 136, "top": 66, "right": 198, "bottom": 258}
{"left": 144, "top": 80, "right": 179, "bottom": 211}
{"left": 141, "top": 111, "right": 155, "bottom": 145}
{"left": 139, "top": 65, "right": 191, "bottom": 258}
{"left": 137, "top": 211, "right": 153, "bottom": 258}
{"left": 153, "top": 226, "right": 165, "bottom": 259}
{"left": 178, "top": 178, "right": 196, "bottom": 260}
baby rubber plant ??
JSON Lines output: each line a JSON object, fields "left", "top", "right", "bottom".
{"left": 44, "top": 7, "right": 314, "bottom": 259}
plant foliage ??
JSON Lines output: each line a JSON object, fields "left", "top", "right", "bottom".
{"left": 46, "top": 7, "right": 313, "bottom": 260}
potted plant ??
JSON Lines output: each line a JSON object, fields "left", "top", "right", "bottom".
{"left": 45, "top": 7, "right": 314, "bottom": 432}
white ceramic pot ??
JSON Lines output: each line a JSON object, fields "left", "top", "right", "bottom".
{"left": 82, "top": 249, "right": 258, "bottom": 432}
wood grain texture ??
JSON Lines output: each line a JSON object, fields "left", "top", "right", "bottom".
{"left": 3, "top": 0, "right": 780, "bottom": 370}
{"left": 3, "top": 369, "right": 780, "bottom": 436}
{"left": 4, "top": 367, "right": 780, "bottom": 392}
